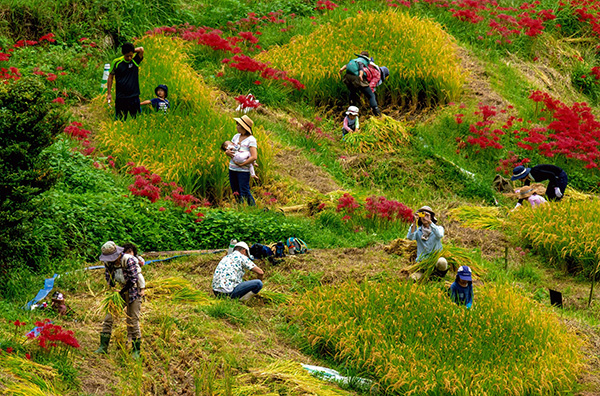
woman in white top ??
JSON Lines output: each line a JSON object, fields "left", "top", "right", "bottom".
{"left": 225, "top": 115, "right": 258, "bottom": 205}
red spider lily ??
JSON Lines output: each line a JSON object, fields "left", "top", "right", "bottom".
{"left": 52, "top": 97, "right": 65, "bottom": 104}
{"left": 0, "top": 66, "right": 21, "bottom": 82}
{"left": 337, "top": 193, "right": 360, "bottom": 213}
{"left": 316, "top": 0, "right": 339, "bottom": 11}
{"left": 39, "top": 33, "right": 56, "bottom": 43}
{"left": 46, "top": 73, "right": 57, "bottom": 82}
{"left": 63, "top": 122, "right": 91, "bottom": 140}
{"left": 30, "top": 320, "right": 80, "bottom": 350}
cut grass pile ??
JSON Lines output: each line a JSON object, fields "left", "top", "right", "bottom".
{"left": 295, "top": 281, "right": 583, "bottom": 395}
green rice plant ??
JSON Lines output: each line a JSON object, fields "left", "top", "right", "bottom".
{"left": 295, "top": 281, "right": 583, "bottom": 395}
{"left": 99, "top": 291, "right": 126, "bottom": 319}
{"left": 260, "top": 10, "right": 464, "bottom": 108}
{"left": 259, "top": 290, "right": 291, "bottom": 305}
{"left": 509, "top": 200, "right": 600, "bottom": 276}
{"left": 95, "top": 35, "right": 274, "bottom": 202}
{"left": 447, "top": 205, "right": 505, "bottom": 230}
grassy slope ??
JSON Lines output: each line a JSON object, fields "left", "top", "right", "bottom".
{"left": 2, "top": 0, "right": 600, "bottom": 394}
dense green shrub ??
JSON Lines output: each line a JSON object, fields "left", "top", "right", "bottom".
{"left": 0, "top": 77, "right": 65, "bottom": 276}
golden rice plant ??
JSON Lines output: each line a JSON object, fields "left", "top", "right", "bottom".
{"left": 406, "top": 245, "right": 486, "bottom": 280}
{"left": 509, "top": 200, "right": 600, "bottom": 276}
{"left": 99, "top": 291, "right": 126, "bottom": 318}
{"left": 0, "top": 354, "right": 59, "bottom": 395}
{"left": 260, "top": 10, "right": 464, "bottom": 107}
{"left": 344, "top": 115, "right": 410, "bottom": 153}
{"left": 95, "top": 35, "right": 274, "bottom": 202}
{"left": 145, "top": 277, "right": 212, "bottom": 305}
{"left": 447, "top": 205, "right": 505, "bottom": 230}
{"left": 294, "top": 281, "right": 583, "bottom": 395}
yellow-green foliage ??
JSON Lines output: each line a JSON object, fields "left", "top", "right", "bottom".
{"left": 0, "top": 354, "right": 59, "bottom": 395}
{"left": 96, "top": 35, "right": 274, "bottom": 202}
{"left": 509, "top": 201, "right": 600, "bottom": 276}
{"left": 146, "top": 276, "right": 212, "bottom": 305}
{"left": 99, "top": 290, "right": 126, "bottom": 318}
{"left": 406, "top": 245, "right": 486, "bottom": 280}
{"left": 344, "top": 115, "right": 410, "bottom": 153}
{"left": 260, "top": 10, "right": 464, "bottom": 107}
{"left": 296, "top": 281, "right": 582, "bottom": 395}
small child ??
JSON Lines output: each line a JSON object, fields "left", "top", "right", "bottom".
{"left": 342, "top": 106, "right": 359, "bottom": 137}
{"left": 51, "top": 291, "right": 70, "bottom": 316}
{"left": 121, "top": 243, "right": 146, "bottom": 295}
{"left": 518, "top": 186, "right": 547, "bottom": 208}
{"left": 221, "top": 141, "right": 259, "bottom": 180}
{"left": 449, "top": 266, "right": 473, "bottom": 308}
{"left": 141, "top": 84, "right": 170, "bottom": 113}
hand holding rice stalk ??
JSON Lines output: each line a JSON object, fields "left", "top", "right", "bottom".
{"left": 100, "top": 291, "right": 126, "bottom": 318}
{"left": 406, "top": 245, "right": 485, "bottom": 281}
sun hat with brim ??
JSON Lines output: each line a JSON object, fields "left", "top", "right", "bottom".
{"left": 457, "top": 266, "right": 473, "bottom": 281}
{"left": 346, "top": 106, "right": 359, "bottom": 116}
{"left": 518, "top": 186, "right": 535, "bottom": 199}
{"left": 234, "top": 115, "right": 254, "bottom": 135}
{"left": 99, "top": 241, "right": 124, "bottom": 262}
{"left": 234, "top": 241, "right": 250, "bottom": 252}
{"left": 416, "top": 205, "right": 437, "bottom": 224}
{"left": 511, "top": 165, "right": 532, "bottom": 181}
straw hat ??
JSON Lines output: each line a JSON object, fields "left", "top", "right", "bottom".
{"left": 234, "top": 115, "right": 254, "bottom": 134}
{"left": 518, "top": 186, "right": 535, "bottom": 199}
{"left": 416, "top": 206, "right": 437, "bottom": 224}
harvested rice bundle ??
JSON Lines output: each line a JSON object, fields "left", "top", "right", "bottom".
{"left": 344, "top": 115, "right": 410, "bottom": 153}
{"left": 100, "top": 291, "right": 126, "bottom": 318}
{"left": 406, "top": 245, "right": 485, "bottom": 281}
{"left": 384, "top": 238, "right": 417, "bottom": 261}
{"left": 447, "top": 206, "right": 505, "bottom": 230}
{"left": 146, "top": 277, "right": 212, "bottom": 305}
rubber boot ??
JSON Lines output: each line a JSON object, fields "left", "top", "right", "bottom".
{"left": 239, "top": 291, "right": 256, "bottom": 302}
{"left": 94, "top": 333, "right": 111, "bottom": 354}
{"left": 372, "top": 106, "right": 381, "bottom": 116}
{"left": 131, "top": 338, "right": 141, "bottom": 359}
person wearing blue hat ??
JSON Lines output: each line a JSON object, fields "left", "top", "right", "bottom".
{"left": 511, "top": 164, "right": 568, "bottom": 206}
{"left": 449, "top": 266, "right": 473, "bottom": 308}
{"left": 141, "top": 84, "right": 170, "bottom": 113}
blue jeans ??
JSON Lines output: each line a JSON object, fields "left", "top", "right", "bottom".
{"left": 214, "top": 280, "right": 263, "bottom": 299}
{"left": 229, "top": 169, "right": 256, "bottom": 206}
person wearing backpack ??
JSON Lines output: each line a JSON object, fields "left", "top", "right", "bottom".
{"left": 339, "top": 51, "right": 381, "bottom": 116}
{"left": 94, "top": 241, "right": 143, "bottom": 359}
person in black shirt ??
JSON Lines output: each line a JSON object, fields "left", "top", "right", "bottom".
{"left": 511, "top": 164, "right": 568, "bottom": 204}
{"left": 106, "top": 42, "right": 144, "bottom": 121}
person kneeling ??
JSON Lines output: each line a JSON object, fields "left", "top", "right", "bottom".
{"left": 212, "top": 241, "right": 264, "bottom": 301}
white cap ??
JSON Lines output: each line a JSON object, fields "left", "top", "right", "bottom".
{"left": 234, "top": 241, "right": 250, "bottom": 252}
{"left": 346, "top": 106, "right": 359, "bottom": 115}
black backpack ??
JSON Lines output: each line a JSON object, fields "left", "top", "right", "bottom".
{"left": 250, "top": 243, "right": 274, "bottom": 260}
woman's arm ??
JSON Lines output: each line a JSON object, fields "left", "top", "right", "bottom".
{"left": 236, "top": 146, "right": 258, "bottom": 166}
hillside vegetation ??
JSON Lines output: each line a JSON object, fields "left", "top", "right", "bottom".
{"left": 1, "top": 0, "right": 600, "bottom": 395}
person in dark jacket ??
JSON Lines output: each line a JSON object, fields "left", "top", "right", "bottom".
{"left": 511, "top": 164, "right": 568, "bottom": 205}
{"left": 339, "top": 51, "right": 381, "bottom": 116}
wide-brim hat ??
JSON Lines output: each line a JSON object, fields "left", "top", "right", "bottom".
{"left": 99, "top": 241, "right": 124, "bottom": 262}
{"left": 416, "top": 205, "right": 437, "bottom": 224}
{"left": 346, "top": 105, "right": 359, "bottom": 116}
{"left": 457, "top": 265, "right": 472, "bottom": 281}
{"left": 518, "top": 186, "right": 535, "bottom": 199}
{"left": 234, "top": 115, "right": 254, "bottom": 135}
{"left": 511, "top": 165, "right": 532, "bottom": 181}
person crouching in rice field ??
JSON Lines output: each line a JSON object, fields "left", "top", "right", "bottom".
{"left": 339, "top": 51, "right": 381, "bottom": 116}
{"left": 449, "top": 266, "right": 474, "bottom": 308}
{"left": 212, "top": 241, "right": 264, "bottom": 302}
{"left": 517, "top": 186, "right": 547, "bottom": 209}
{"left": 406, "top": 206, "right": 448, "bottom": 281}
{"left": 511, "top": 164, "right": 568, "bottom": 209}
{"left": 94, "top": 241, "right": 143, "bottom": 359}
{"left": 341, "top": 105, "right": 359, "bottom": 138}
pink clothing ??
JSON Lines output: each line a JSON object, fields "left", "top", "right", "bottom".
{"left": 528, "top": 193, "right": 546, "bottom": 207}
{"left": 232, "top": 149, "right": 255, "bottom": 177}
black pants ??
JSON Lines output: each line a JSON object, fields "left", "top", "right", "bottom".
{"left": 546, "top": 171, "right": 568, "bottom": 201}
{"left": 343, "top": 73, "right": 378, "bottom": 108}
{"left": 115, "top": 96, "right": 141, "bottom": 121}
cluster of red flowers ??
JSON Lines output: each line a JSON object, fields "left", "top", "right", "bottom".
{"left": 28, "top": 319, "right": 80, "bottom": 350}
{"left": 567, "top": 0, "right": 600, "bottom": 47}
{"left": 232, "top": 10, "right": 291, "bottom": 31}
{"left": 234, "top": 94, "right": 261, "bottom": 109}
{"left": 364, "top": 196, "right": 413, "bottom": 223}
{"left": 0, "top": 66, "right": 20, "bottom": 83}
{"left": 496, "top": 151, "right": 531, "bottom": 175}
{"left": 126, "top": 163, "right": 209, "bottom": 214}
{"left": 300, "top": 118, "right": 334, "bottom": 142}
{"left": 336, "top": 193, "right": 360, "bottom": 213}
{"left": 390, "top": 0, "right": 557, "bottom": 45}
{"left": 63, "top": 122, "right": 95, "bottom": 156}
{"left": 458, "top": 104, "right": 507, "bottom": 150}
{"left": 147, "top": 15, "right": 304, "bottom": 90}
{"left": 315, "top": 0, "right": 339, "bottom": 11}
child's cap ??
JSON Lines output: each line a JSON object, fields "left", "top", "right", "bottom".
{"left": 346, "top": 106, "right": 359, "bottom": 116}
{"left": 52, "top": 291, "right": 64, "bottom": 301}
{"left": 155, "top": 84, "right": 168, "bottom": 98}
{"left": 457, "top": 266, "right": 472, "bottom": 282}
